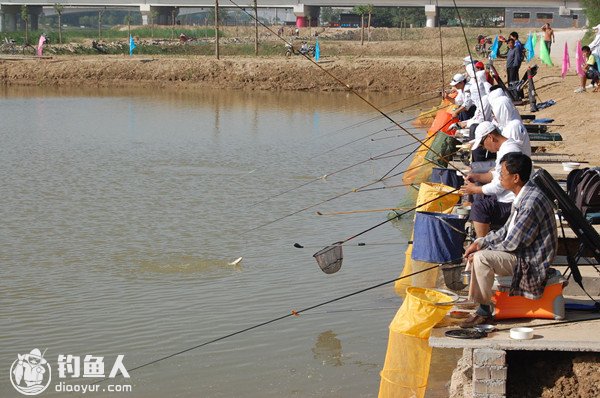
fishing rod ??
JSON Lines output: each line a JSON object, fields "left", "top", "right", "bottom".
{"left": 309, "top": 188, "right": 459, "bottom": 252}
{"left": 225, "top": 0, "right": 467, "bottom": 180}
{"left": 315, "top": 207, "right": 411, "bottom": 216}
{"left": 248, "top": 140, "right": 419, "bottom": 208}
{"left": 293, "top": 241, "right": 405, "bottom": 248}
{"left": 242, "top": 157, "right": 439, "bottom": 235}
{"left": 321, "top": 93, "right": 442, "bottom": 139}
{"left": 92, "top": 262, "right": 441, "bottom": 384}
{"left": 436, "top": 0, "right": 445, "bottom": 94}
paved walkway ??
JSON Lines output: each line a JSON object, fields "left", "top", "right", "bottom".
{"left": 549, "top": 28, "right": 587, "bottom": 65}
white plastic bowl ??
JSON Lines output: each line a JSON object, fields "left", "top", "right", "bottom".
{"left": 562, "top": 162, "right": 581, "bottom": 172}
{"left": 510, "top": 327, "right": 534, "bottom": 340}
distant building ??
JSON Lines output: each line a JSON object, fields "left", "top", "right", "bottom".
{"left": 339, "top": 13, "right": 361, "bottom": 28}
{"left": 505, "top": 7, "right": 586, "bottom": 28}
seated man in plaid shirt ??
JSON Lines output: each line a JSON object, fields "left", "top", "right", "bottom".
{"left": 461, "top": 152, "right": 558, "bottom": 327}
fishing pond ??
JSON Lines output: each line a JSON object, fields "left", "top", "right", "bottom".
{"left": 0, "top": 86, "right": 459, "bottom": 397}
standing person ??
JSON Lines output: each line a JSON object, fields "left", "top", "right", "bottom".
{"left": 505, "top": 39, "right": 522, "bottom": 84}
{"left": 460, "top": 152, "right": 558, "bottom": 327}
{"left": 37, "top": 33, "right": 46, "bottom": 57}
{"left": 541, "top": 23, "right": 555, "bottom": 54}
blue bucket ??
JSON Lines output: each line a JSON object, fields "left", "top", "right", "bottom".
{"left": 411, "top": 212, "right": 467, "bottom": 263}
{"left": 430, "top": 168, "right": 464, "bottom": 189}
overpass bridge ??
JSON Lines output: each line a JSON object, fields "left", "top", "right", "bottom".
{"left": 0, "top": 0, "right": 584, "bottom": 32}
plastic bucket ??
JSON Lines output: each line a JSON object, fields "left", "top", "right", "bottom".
{"left": 412, "top": 212, "right": 467, "bottom": 263}
{"left": 430, "top": 167, "right": 465, "bottom": 189}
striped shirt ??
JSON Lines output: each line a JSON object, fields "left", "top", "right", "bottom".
{"left": 479, "top": 181, "right": 558, "bottom": 299}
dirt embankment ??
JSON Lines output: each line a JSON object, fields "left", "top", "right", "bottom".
{"left": 1, "top": 33, "right": 599, "bottom": 160}
{"left": 0, "top": 54, "right": 458, "bottom": 94}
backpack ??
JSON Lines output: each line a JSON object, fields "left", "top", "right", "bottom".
{"left": 567, "top": 168, "right": 588, "bottom": 202}
{"left": 574, "top": 168, "right": 600, "bottom": 215}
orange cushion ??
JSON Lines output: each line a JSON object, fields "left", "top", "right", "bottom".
{"left": 493, "top": 283, "right": 565, "bottom": 320}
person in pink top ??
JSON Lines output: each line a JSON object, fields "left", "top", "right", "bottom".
{"left": 37, "top": 34, "right": 46, "bottom": 57}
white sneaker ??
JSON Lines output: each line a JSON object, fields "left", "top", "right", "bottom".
{"left": 586, "top": 83, "right": 595, "bottom": 89}
{"left": 574, "top": 87, "right": 586, "bottom": 93}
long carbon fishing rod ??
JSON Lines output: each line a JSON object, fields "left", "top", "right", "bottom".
{"left": 314, "top": 188, "right": 459, "bottom": 247}
{"left": 248, "top": 140, "right": 419, "bottom": 207}
{"left": 226, "top": 0, "right": 466, "bottom": 179}
{"left": 242, "top": 157, "right": 439, "bottom": 235}
{"left": 436, "top": 0, "right": 445, "bottom": 92}
{"left": 92, "top": 262, "right": 441, "bottom": 384}
{"left": 320, "top": 93, "right": 441, "bottom": 139}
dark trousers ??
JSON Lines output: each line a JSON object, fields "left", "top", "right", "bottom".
{"left": 544, "top": 40, "right": 552, "bottom": 54}
{"left": 506, "top": 66, "right": 520, "bottom": 84}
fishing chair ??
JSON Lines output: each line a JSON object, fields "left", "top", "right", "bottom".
{"left": 488, "top": 169, "right": 600, "bottom": 319}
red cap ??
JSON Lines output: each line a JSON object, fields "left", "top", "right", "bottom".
{"left": 475, "top": 61, "right": 485, "bottom": 70}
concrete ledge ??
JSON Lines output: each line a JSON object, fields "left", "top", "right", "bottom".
{"left": 430, "top": 313, "right": 600, "bottom": 352}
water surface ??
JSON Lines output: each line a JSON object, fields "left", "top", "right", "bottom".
{"left": 0, "top": 86, "right": 458, "bottom": 397}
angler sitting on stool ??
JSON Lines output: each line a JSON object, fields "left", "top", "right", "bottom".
{"left": 461, "top": 153, "right": 558, "bottom": 327}
{"left": 460, "top": 121, "right": 528, "bottom": 238}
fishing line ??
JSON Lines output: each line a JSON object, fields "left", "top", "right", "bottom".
{"left": 226, "top": 0, "right": 466, "bottom": 179}
{"left": 242, "top": 158, "right": 438, "bottom": 234}
{"left": 319, "top": 188, "right": 459, "bottom": 247}
{"left": 322, "top": 94, "right": 441, "bottom": 138}
{"left": 248, "top": 142, "right": 420, "bottom": 208}
{"left": 293, "top": 241, "right": 405, "bottom": 248}
{"left": 353, "top": 181, "right": 419, "bottom": 193}
{"left": 92, "top": 263, "right": 441, "bottom": 384}
{"left": 308, "top": 109, "right": 437, "bottom": 161}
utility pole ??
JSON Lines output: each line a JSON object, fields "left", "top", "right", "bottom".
{"left": 253, "top": 0, "right": 258, "bottom": 55}
{"left": 215, "top": 0, "right": 220, "bottom": 59}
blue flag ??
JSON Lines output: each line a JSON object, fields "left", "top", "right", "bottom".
{"left": 489, "top": 35, "right": 499, "bottom": 60}
{"left": 525, "top": 33, "right": 535, "bottom": 62}
{"left": 129, "top": 35, "right": 136, "bottom": 56}
{"left": 315, "top": 37, "right": 320, "bottom": 62}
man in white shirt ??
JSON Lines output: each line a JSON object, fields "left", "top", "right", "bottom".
{"left": 460, "top": 121, "right": 527, "bottom": 237}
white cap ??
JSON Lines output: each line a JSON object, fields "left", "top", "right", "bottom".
{"left": 470, "top": 121, "right": 497, "bottom": 149}
{"left": 463, "top": 56, "right": 474, "bottom": 65}
{"left": 450, "top": 73, "right": 466, "bottom": 86}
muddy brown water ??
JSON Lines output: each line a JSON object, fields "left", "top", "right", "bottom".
{"left": 0, "top": 86, "right": 459, "bottom": 397}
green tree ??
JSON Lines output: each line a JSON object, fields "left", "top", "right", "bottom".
{"left": 353, "top": 5, "right": 369, "bottom": 45}
{"left": 320, "top": 7, "right": 341, "bottom": 25}
{"left": 53, "top": 4, "right": 64, "bottom": 44}
{"left": 21, "top": 5, "right": 30, "bottom": 44}
{"left": 366, "top": 4, "right": 374, "bottom": 41}
{"left": 582, "top": 0, "right": 600, "bottom": 27}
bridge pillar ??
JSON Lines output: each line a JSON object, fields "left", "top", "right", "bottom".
{"left": 140, "top": 5, "right": 179, "bottom": 26}
{"left": 425, "top": 5, "right": 437, "bottom": 28}
{"left": 27, "top": 6, "right": 43, "bottom": 31}
{"left": 293, "top": 4, "right": 319, "bottom": 28}
{"left": 0, "top": 5, "right": 20, "bottom": 33}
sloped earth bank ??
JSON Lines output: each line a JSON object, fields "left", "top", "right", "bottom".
{"left": 1, "top": 53, "right": 599, "bottom": 161}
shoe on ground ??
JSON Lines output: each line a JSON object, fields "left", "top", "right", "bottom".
{"left": 574, "top": 87, "right": 586, "bottom": 93}
{"left": 586, "top": 83, "right": 595, "bottom": 89}
{"left": 459, "top": 313, "right": 494, "bottom": 328}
